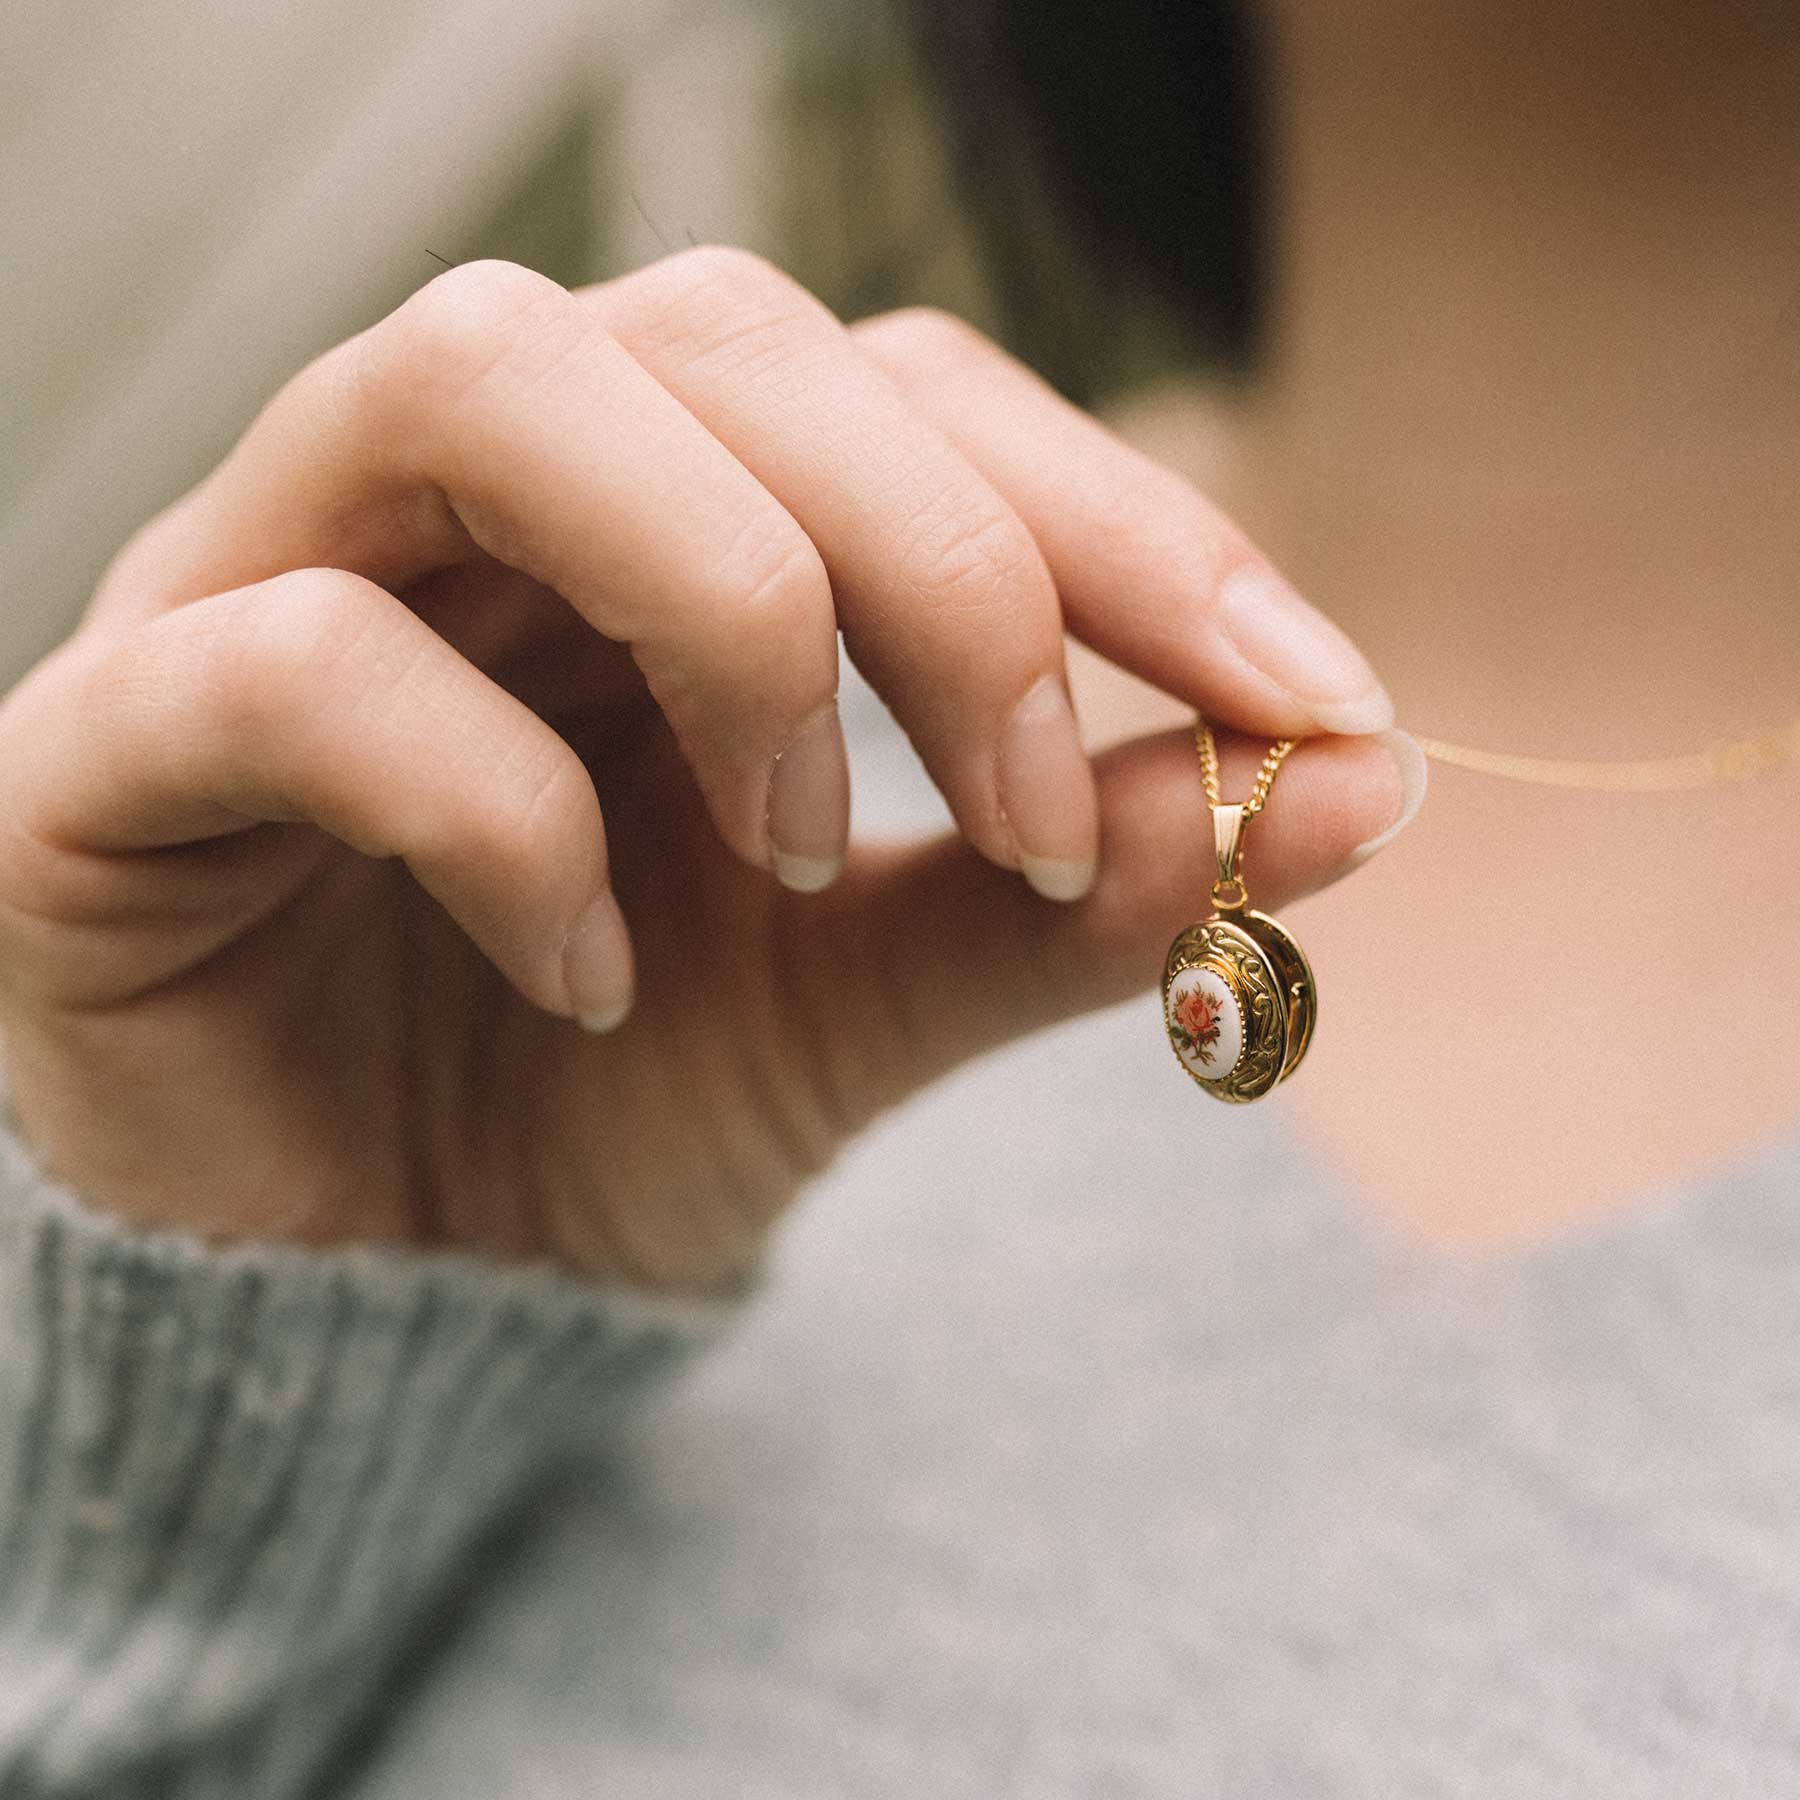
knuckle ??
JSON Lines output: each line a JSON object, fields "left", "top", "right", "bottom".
{"left": 502, "top": 736, "right": 598, "bottom": 866}
{"left": 622, "top": 243, "right": 833, "bottom": 378}
{"left": 1080, "top": 465, "right": 1181, "bottom": 569}
{"left": 715, "top": 505, "right": 832, "bottom": 630}
{"left": 898, "top": 486, "right": 1049, "bottom": 620}
{"left": 68, "top": 622, "right": 157, "bottom": 729}
{"left": 201, "top": 571, "right": 384, "bottom": 746}
{"left": 855, "top": 304, "right": 992, "bottom": 371}
{"left": 437, "top": 728, "right": 594, "bottom": 881}
{"left": 662, "top": 243, "right": 807, "bottom": 310}
{"left": 366, "top": 258, "right": 571, "bottom": 415}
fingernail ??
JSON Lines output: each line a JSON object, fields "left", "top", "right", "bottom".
{"left": 1345, "top": 728, "right": 1428, "bottom": 869}
{"left": 1217, "top": 565, "right": 1395, "bottom": 737}
{"left": 564, "top": 891, "right": 635, "bottom": 1031}
{"left": 997, "top": 675, "right": 1099, "bottom": 902}
{"left": 767, "top": 700, "right": 850, "bottom": 893}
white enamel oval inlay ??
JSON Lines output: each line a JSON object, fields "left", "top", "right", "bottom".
{"left": 1166, "top": 966, "right": 1243, "bottom": 1080}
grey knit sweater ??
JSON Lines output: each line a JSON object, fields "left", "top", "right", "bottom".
{"left": 4, "top": 989, "right": 1800, "bottom": 1799}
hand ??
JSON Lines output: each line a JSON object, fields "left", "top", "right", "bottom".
{"left": 0, "top": 251, "right": 1412, "bottom": 1294}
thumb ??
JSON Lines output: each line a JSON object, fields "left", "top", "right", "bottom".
{"left": 807, "top": 724, "right": 1425, "bottom": 1123}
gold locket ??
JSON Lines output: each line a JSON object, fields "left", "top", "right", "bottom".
{"left": 1159, "top": 696, "right": 1800, "bottom": 1099}
{"left": 1162, "top": 723, "right": 1316, "bottom": 1103}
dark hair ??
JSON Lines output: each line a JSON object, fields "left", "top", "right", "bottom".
{"left": 897, "top": 0, "right": 1264, "bottom": 387}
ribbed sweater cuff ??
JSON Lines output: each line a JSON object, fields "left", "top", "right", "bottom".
{"left": 0, "top": 1093, "right": 749, "bottom": 1797}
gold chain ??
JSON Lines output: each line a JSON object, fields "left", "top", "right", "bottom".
{"left": 1413, "top": 716, "right": 1800, "bottom": 790}
{"left": 1201, "top": 715, "right": 1800, "bottom": 794}
{"left": 1195, "top": 719, "right": 1295, "bottom": 813}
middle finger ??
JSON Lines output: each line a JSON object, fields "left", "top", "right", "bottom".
{"left": 582, "top": 244, "right": 1099, "bottom": 900}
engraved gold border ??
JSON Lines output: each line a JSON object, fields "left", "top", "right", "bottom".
{"left": 1239, "top": 909, "right": 1317, "bottom": 1082}
{"left": 1162, "top": 918, "right": 1292, "bottom": 1103}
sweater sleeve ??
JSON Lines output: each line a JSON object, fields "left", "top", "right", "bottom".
{"left": 0, "top": 1073, "right": 750, "bottom": 1800}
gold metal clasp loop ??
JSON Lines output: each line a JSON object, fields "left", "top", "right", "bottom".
{"left": 1211, "top": 801, "right": 1248, "bottom": 910}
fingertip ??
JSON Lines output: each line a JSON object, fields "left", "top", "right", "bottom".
{"left": 1021, "top": 853, "right": 1097, "bottom": 903}
{"left": 1342, "top": 727, "right": 1428, "bottom": 871}
{"left": 1308, "top": 688, "right": 1398, "bottom": 738}
{"left": 766, "top": 699, "right": 851, "bottom": 892}
{"left": 564, "top": 891, "right": 635, "bottom": 1030}
{"left": 996, "top": 675, "right": 1101, "bottom": 891}
{"left": 774, "top": 849, "right": 845, "bottom": 893}
{"left": 579, "top": 997, "right": 634, "bottom": 1034}
{"left": 1214, "top": 565, "right": 1396, "bottom": 739}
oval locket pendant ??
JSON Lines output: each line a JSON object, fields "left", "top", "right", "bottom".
{"left": 1163, "top": 730, "right": 1317, "bottom": 1102}
{"left": 1162, "top": 906, "right": 1315, "bottom": 1102}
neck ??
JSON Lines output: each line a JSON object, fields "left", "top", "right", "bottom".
{"left": 1239, "top": 3, "right": 1800, "bottom": 751}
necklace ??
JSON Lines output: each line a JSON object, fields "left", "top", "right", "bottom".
{"left": 1162, "top": 723, "right": 1315, "bottom": 1102}
{"left": 1412, "top": 715, "right": 1800, "bottom": 790}
{"left": 1163, "top": 711, "right": 1800, "bottom": 1101}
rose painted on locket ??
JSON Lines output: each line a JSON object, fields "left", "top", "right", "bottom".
{"left": 1164, "top": 964, "right": 1249, "bottom": 1083}
{"left": 1172, "top": 985, "right": 1224, "bottom": 1064}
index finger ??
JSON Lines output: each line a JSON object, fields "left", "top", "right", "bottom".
{"left": 849, "top": 308, "right": 1394, "bottom": 741}
{"left": 89, "top": 260, "right": 844, "bottom": 879}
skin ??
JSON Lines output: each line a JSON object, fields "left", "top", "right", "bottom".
{"left": 1081, "top": 0, "right": 1800, "bottom": 1242}
{"left": 0, "top": 247, "right": 1412, "bottom": 1295}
